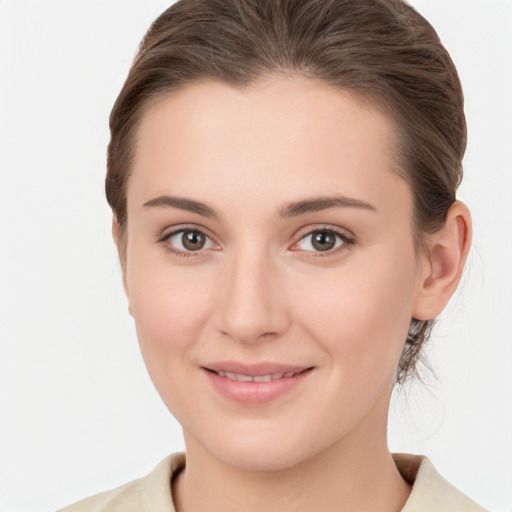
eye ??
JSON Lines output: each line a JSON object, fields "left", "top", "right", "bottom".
{"left": 161, "top": 228, "right": 216, "bottom": 256}
{"left": 293, "top": 228, "right": 352, "bottom": 255}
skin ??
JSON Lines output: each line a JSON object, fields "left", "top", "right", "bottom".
{"left": 115, "top": 76, "right": 471, "bottom": 512}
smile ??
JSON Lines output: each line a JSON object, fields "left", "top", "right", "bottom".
{"left": 203, "top": 363, "right": 314, "bottom": 405}
{"left": 211, "top": 369, "right": 305, "bottom": 382}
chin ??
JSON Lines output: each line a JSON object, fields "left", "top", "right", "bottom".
{"left": 193, "top": 423, "right": 331, "bottom": 473}
{"left": 215, "top": 445, "right": 308, "bottom": 472}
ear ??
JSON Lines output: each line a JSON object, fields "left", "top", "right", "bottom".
{"left": 413, "top": 201, "right": 472, "bottom": 321}
{"left": 112, "top": 216, "right": 133, "bottom": 317}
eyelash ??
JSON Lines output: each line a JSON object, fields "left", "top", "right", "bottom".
{"left": 158, "top": 225, "right": 355, "bottom": 259}
{"left": 293, "top": 227, "right": 355, "bottom": 258}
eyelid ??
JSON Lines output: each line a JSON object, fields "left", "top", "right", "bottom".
{"left": 158, "top": 223, "right": 215, "bottom": 242}
{"left": 157, "top": 223, "right": 355, "bottom": 259}
{"left": 290, "top": 225, "right": 355, "bottom": 257}
{"left": 158, "top": 224, "right": 219, "bottom": 257}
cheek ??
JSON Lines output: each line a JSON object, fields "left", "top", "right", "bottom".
{"left": 126, "top": 254, "right": 214, "bottom": 369}
{"left": 294, "top": 253, "right": 418, "bottom": 378}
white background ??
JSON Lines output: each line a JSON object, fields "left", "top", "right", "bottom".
{"left": 0, "top": 1, "right": 511, "bottom": 511}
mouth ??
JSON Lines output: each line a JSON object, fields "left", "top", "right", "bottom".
{"left": 205, "top": 368, "right": 310, "bottom": 382}
{"left": 202, "top": 362, "right": 314, "bottom": 405}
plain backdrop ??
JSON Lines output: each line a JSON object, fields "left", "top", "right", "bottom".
{"left": 0, "top": 1, "right": 511, "bottom": 511}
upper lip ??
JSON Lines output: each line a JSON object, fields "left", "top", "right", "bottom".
{"left": 203, "top": 361, "right": 313, "bottom": 377}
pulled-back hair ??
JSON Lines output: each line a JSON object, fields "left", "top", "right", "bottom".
{"left": 106, "top": 0, "right": 466, "bottom": 383}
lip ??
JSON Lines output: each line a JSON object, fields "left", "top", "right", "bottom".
{"left": 204, "top": 361, "right": 311, "bottom": 376}
{"left": 202, "top": 361, "right": 314, "bottom": 405}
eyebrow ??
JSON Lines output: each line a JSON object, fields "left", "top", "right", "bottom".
{"left": 143, "top": 196, "right": 218, "bottom": 218}
{"left": 142, "top": 194, "right": 377, "bottom": 218}
{"left": 279, "top": 195, "right": 377, "bottom": 217}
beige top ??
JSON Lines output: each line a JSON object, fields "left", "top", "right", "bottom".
{"left": 58, "top": 452, "right": 488, "bottom": 512}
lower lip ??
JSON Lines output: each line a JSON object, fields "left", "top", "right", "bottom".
{"left": 203, "top": 368, "right": 313, "bottom": 405}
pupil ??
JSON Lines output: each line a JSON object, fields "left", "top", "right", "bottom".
{"left": 183, "top": 231, "right": 205, "bottom": 251}
{"left": 312, "top": 231, "right": 335, "bottom": 251}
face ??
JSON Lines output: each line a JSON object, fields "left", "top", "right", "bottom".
{"left": 122, "top": 77, "right": 425, "bottom": 471}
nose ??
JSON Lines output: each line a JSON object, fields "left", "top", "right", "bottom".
{"left": 214, "top": 247, "right": 290, "bottom": 344}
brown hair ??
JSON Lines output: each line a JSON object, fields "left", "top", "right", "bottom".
{"left": 106, "top": 0, "right": 466, "bottom": 384}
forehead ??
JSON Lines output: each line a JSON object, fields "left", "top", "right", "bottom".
{"left": 129, "top": 76, "right": 409, "bottom": 217}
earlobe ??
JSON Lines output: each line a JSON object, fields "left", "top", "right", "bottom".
{"left": 413, "top": 201, "right": 472, "bottom": 321}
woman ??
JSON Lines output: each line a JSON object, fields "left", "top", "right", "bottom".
{"left": 59, "top": 0, "right": 487, "bottom": 510}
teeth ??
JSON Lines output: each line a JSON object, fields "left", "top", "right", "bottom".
{"left": 253, "top": 375, "right": 272, "bottom": 382}
{"left": 216, "top": 370, "right": 302, "bottom": 382}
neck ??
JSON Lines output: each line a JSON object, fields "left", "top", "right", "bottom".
{"left": 173, "top": 411, "right": 411, "bottom": 512}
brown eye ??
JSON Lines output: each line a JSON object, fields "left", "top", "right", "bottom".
{"left": 166, "top": 229, "right": 214, "bottom": 253}
{"left": 311, "top": 231, "right": 337, "bottom": 251}
{"left": 295, "top": 229, "right": 349, "bottom": 254}
{"left": 181, "top": 230, "right": 206, "bottom": 251}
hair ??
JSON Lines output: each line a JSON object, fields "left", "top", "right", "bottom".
{"left": 106, "top": 0, "right": 466, "bottom": 384}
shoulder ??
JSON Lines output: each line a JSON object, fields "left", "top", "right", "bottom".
{"left": 394, "top": 453, "right": 489, "bottom": 512}
{"left": 57, "top": 453, "right": 185, "bottom": 512}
